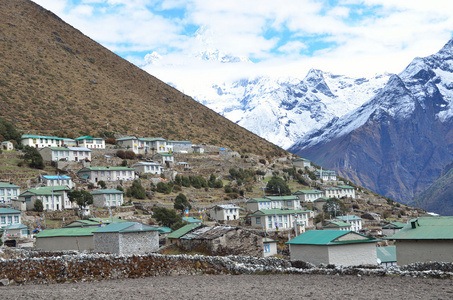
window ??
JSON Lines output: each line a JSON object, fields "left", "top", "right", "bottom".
{"left": 264, "top": 244, "right": 270, "bottom": 253}
{"left": 0, "top": 216, "right": 5, "bottom": 224}
{"left": 7, "top": 189, "right": 11, "bottom": 196}
{"left": 14, "top": 216, "right": 19, "bottom": 223}
{"left": 256, "top": 217, "right": 261, "bottom": 224}
{"left": 7, "top": 216, "right": 12, "bottom": 224}
{"left": 287, "top": 201, "right": 292, "bottom": 206}
{"left": 0, "top": 189, "right": 3, "bottom": 196}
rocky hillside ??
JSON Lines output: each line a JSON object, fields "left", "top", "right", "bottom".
{"left": 0, "top": 0, "right": 283, "bottom": 157}
{"left": 289, "top": 39, "right": 453, "bottom": 214}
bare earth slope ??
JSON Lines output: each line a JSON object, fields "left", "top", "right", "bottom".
{"left": 0, "top": 0, "right": 283, "bottom": 157}
{"left": 1, "top": 274, "right": 452, "bottom": 299}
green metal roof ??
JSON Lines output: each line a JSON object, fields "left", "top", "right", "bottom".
{"left": 116, "top": 136, "right": 137, "bottom": 141}
{"left": 185, "top": 217, "right": 202, "bottom": 223}
{"left": 382, "top": 222, "right": 407, "bottom": 229}
{"left": 323, "top": 221, "right": 352, "bottom": 228}
{"left": 90, "top": 189, "right": 124, "bottom": 195}
{"left": 287, "top": 230, "right": 377, "bottom": 245}
{"left": 19, "top": 186, "right": 69, "bottom": 196}
{"left": 0, "top": 183, "right": 20, "bottom": 188}
{"left": 0, "top": 208, "right": 22, "bottom": 215}
{"left": 265, "top": 195, "right": 299, "bottom": 200}
{"left": 156, "top": 227, "right": 172, "bottom": 233}
{"left": 158, "top": 153, "right": 173, "bottom": 156}
{"left": 21, "top": 135, "right": 64, "bottom": 140}
{"left": 63, "top": 220, "right": 101, "bottom": 227}
{"left": 294, "top": 189, "right": 324, "bottom": 194}
{"left": 46, "top": 147, "right": 70, "bottom": 151}
{"left": 35, "top": 227, "right": 98, "bottom": 238}
{"left": 78, "top": 167, "right": 135, "bottom": 171}
{"left": 385, "top": 217, "right": 453, "bottom": 240}
{"left": 336, "top": 215, "right": 362, "bottom": 221}
{"left": 139, "top": 137, "right": 166, "bottom": 142}
{"left": 376, "top": 246, "right": 397, "bottom": 263}
{"left": 250, "top": 209, "right": 311, "bottom": 216}
{"left": 6, "top": 224, "right": 28, "bottom": 230}
{"left": 293, "top": 158, "right": 310, "bottom": 162}
{"left": 246, "top": 198, "right": 271, "bottom": 203}
{"left": 167, "top": 223, "right": 201, "bottom": 239}
{"left": 94, "top": 222, "right": 159, "bottom": 233}
{"left": 337, "top": 185, "right": 355, "bottom": 189}
{"left": 75, "top": 136, "right": 103, "bottom": 140}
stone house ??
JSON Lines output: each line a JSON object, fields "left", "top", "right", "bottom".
{"left": 287, "top": 230, "right": 378, "bottom": 266}
{"left": 77, "top": 166, "right": 136, "bottom": 183}
{"left": 209, "top": 204, "right": 240, "bottom": 222}
{"left": 0, "top": 208, "right": 22, "bottom": 229}
{"left": 0, "top": 182, "right": 20, "bottom": 204}
{"left": 93, "top": 222, "right": 160, "bottom": 255}
{"left": 294, "top": 189, "right": 324, "bottom": 203}
{"left": 131, "top": 161, "right": 164, "bottom": 175}
{"left": 75, "top": 136, "right": 105, "bottom": 149}
{"left": 385, "top": 217, "right": 453, "bottom": 265}
{"left": 1, "top": 141, "right": 14, "bottom": 151}
{"left": 39, "top": 146, "right": 91, "bottom": 162}
{"left": 35, "top": 227, "right": 98, "bottom": 251}
{"left": 334, "top": 215, "right": 363, "bottom": 232}
{"left": 177, "top": 225, "right": 264, "bottom": 257}
{"left": 91, "top": 189, "right": 124, "bottom": 208}
{"left": 21, "top": 134, "right": 65, "bottom": 149}
{"left": 249, "top": 209, "right": 314, "bottom": 232}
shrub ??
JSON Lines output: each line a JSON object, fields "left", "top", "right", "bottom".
{"left": 34, "top": 199, "right": 44, "bottom": 212}
{"left": 126, "top": 180, "right": 146, "bottom": 199}
{"left": 105, "top": 137, "right": 116, "bottom": 145}
{"left": 174, "top": 193, "right": 191, "bottom": 212}
{"left": 116, "top": 150, "right": 125, "bottom": 159}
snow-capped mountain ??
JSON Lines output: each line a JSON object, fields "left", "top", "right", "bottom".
{"left": 289, "top": 38, "right": 453, "bottom": 214}
{"left": 194, "top": 70, "right": 390, "bottom": 148}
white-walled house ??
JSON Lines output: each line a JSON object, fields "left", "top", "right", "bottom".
{"left": 167, "top": 140, "right": 192, "bottom": 153}
{"left": 323, "top": 220, "right": 352, "bottom": 231}
{"left": 294, "top": 189, "right": 324, "bottom": 202}
{"left": 91, "top": 189, "right": 124, "bottom": 208}
{"left": 335, "top": 215, "right": 363, "bottom": 232}
{"left": 75, "top": 136, "right": 106, "bottom": 149}
{"left": 18, "top": 186, "right": 71, "bottom": 211}
{"left": 1, "top": 141, "right": 14, "bottom": 151}
{"left": 263, "top": 237, "right": 278, "bottom": 257}
{"left": 287, "top": 230, "right": 378, "bottom": 266}
{"left": 21, "top": 134, "right": 65, "bottom": 148}
{"left": 39, "top": 175, "right": 74, "bottom": 189}
{"left": 209, "top": 205, "right": 240, "bottom": 222}
{"left": 0, "top": 208, "right": 22, "bottom": 229}
{"left": 131, "top": 162, "right": 164, "bottom": 175}
{"left": 116, "top": 136, "right": 139, "bottom": 153}
{"left": 316, "top": 170, "right": 337, "bottom": 181}
{"left": 0, "top": 182, "right": 20, "bottom": 204}
{"left": 246, "top": 196, "right": 300, "bottom": 211}
{"left": 77, "top": 166, "right": 136, "bottom": 184}
{"left": 324, "top": 185, "right": 356, "bottom": 199}
{"left": 246, "top": 198, "right": 272, "bottom": 211}
{"left": 39, "top": 147, "right": 91, "bottom": 162}
{"left": 153, "top": 153, "right": 174, "bottom": 166}
{"left": 139, "top": 138, "right": 173, "bottom": 153}
{"left": 249, "top": 209, "right": 314, "bottom": 231}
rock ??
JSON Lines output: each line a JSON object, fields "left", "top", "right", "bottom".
{"left": 0, "top": 279, "right": 9, "bottom": 286}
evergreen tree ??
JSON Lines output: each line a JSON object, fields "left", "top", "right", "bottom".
{"left": 67, "top": 190, "right": 93, "bottom": 209}
{"left": 34, "top": 199, "right": 44, "bottom": 212}
{"left": 23, "top": 146, "right": 44, "bottom": 169}
{"left": 153, "top": 207, "right": 182, "bottom": 227}
{"left": 126, "top": 180, "right": 146, "bottom": 199}
{"left": 174, "top": 193, "right": 191, "bottom": 213}
{"left": 266, "top": 176, "right": 291, "bottom": 195}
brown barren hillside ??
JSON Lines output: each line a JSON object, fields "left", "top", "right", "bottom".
{"left": 0, "top": 0, "right": 284, "bottom": 157}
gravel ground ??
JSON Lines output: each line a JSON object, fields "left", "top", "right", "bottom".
{"left": 1, "top": 274, "right": 453, "bottom": 300}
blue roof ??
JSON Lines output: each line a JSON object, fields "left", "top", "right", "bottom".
{"left": 42, "top": 175, "right": 71, "bottom": 180}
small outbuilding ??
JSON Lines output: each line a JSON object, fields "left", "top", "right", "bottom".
{"left": 287, "top": 230, "right": 378, "bottom": 266}
{"left": 263, "top": 237, "right": 278, "bottom": 257}
{"left": 35, "top": 227, "right": 98, "bottom": 251}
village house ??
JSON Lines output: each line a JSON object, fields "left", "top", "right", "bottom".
{"left": 77, "top": 166, "right": 136, "bottom": 184}
{"left": 39, "top": 146, "right": 91, "bottom": 162}
{"left": 4, "top": 223, "right": 29, "bottom": 238}
{"left": 294, "top": 189, "right": 324, "bottom": 202}
{"left": 209, "top": 204, "right": 240, "bottom": 222}
{"left": 38, "top": 175, "right": 74, "bottom": 189}
{"left": 21, "top": 134, "right": 65, "bottom": 148}
{"left": 35, "top": 227, "right": 98, "bottom": 251}
{"left": 93, "top": 222, "right": 160, "bottom": 255}
{"left": 323, "top": 185, "right": 356, "bottom": 199}
{"left": 63, "top": 217, "right": 127, "bottom": 228}
{"left": 246, "top": 198, "right": 272, "bottom": 211}
{"left": 292, "top": 157, "right": 311, "bottom": 169}
{"left": 316, "top": 169, "right": 337, "bottom": 181}
{"left": 152, "top": 153, "right": 174, "bottom": 167}
{"left": 334, "top": 215, "right": 363, "bottom": 232}
{"left": 1, "top": 141, "right": 14, "bottom": 151}
{"left": 263, "top": 237, "right": 278, "bottom": 257}
{"left": 177, "top": 225, "right": 264, "bottom": 257}
{"left": 131, "top": 161, "right": 164, "bottom": 175}
{"left": 167, "top": 140, "right": 192, "bottom": 153}
{"left": 91, "top": 189, "right": 124, "bottom": 208}
{"left": 246, "top": 195, "right": 301, "bottom": 211}
{"left": 62, "top": 138, "right": 77, "bottom": 147}
{"left": 138, "top": 137, "right": 173, "bottom": 154}
{"left": 192, "top": 145, "right": 204, "bottom": 154}
{"left": 0, "top": 182, "right": 20, "bottom": 204}
{"left": 18, "top": 186, "right": 72, "bottom": 211}
{"left": 385, "top": 217, "right": 453, "bottom": 265}
{"left": 249, "top": 209, "right": 314, "bottom": 232}
{"left": 382, "top": 222, "right": 407, "bottom": 236}
{"left": 377, "top": 246, "right": 397, "bottom": 267}
{"left": 166, "top": 223, "right": 201, "bottom": 246}
{"left": 75, "top": 136, "right": 106, "bottom": 149}
{"left": 0, "top": 208, "right": 22, "bottom": 229}
{"left": 323, "top": 220, "right": 352, "bottom": 231}
{"left": 116, "top": 136, "right": 139, "bottom": 153}
{"left": 287, "top": 230, "right": 378, "bottom": 266}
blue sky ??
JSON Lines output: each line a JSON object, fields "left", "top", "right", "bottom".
{"left": 33, "top": 0, "right": 453, "bottom": 92}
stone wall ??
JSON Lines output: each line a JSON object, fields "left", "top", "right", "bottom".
{"left": 1, "top": 248, "right": 453, "bottom": 285}
{"left": 120, "top": 231, "right": 159, "bottom": 255}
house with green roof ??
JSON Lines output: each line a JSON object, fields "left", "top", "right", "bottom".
{"left": 315, "top": 169, "right": 337, "bottom": 181}
{"left": 4, "top": 224, "right": 29, "bottom": 238}
{"left": 63, "top": 217, "right": 126, "bottom": 228}
{"left": 0, "top": 208, "right": 22, "bottom": 229}
{"left": 18, "top": 185, "right": 71, "bottom": 211}
{"left": 1, "top": 141, "right": 14, "bottom": 151}
{"left": 246, "top": 195, "right": 301, "bottom": 212}
{"left": 335, "top": 215, "right": 363, "bottom": 232}
{"left": 139, "top": 137, "right": 173, "bottom": 154}
{"left": 35, "top": 227, "right": 98, "bottom": 251}
{"left": 166, "top": 223, "right": 201, "bottom": 246}
{"left": 40, "top": 146, "right": 91, "bottom": 162}
{"left": 292, "top": 157, "right": 311, "bottom": 168}
{"left": 323, "top": 220, "right": 352, "bottom": 231}
{"left": 116, "top": 136, "right": 139, "bottom": 153}
{"left": 21, "top": 134, "right": 65, "bottom": 149}
{"left": 287, "top": 230, "right": 378, "bottom": 266}
{"left": 91, "top": 189, "right": 124, "bottom": 208}
{"left": 382, "top": 221, "right": 407, "bottom": 236}
{"left": 249, "top": 209, "right": 314, "bottom": 232}
{"left": 0, "top": 182, "right": 20, "bottom": 204}
{"left": 385, "top": 217, "right": 453, "bottom": 265}
{"left": 75, "top": 136, "right": 105, "bottom": 149}
{"left": 152, "top": 152, "right": 174, "bottom": 167}
{"left": 377, "top": 246, "right": 397, "bottom": 267}
{"left": 294, "top": 189, "right": 324, "bottom": 202}
{"left": 77, "top": 166, "right": 136, "bottom": 184}
{"left": 94, "top": 222, "right": 160, "bottom": 255}
{"left": 324, "top": 185, "right": 356, "bottom": 199}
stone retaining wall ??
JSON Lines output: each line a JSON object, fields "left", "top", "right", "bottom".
{"left": 1, "top": 248, "right": 453, "bottom": 285}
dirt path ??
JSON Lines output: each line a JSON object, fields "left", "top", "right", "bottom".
{"left": 1, "top": 274, "right": 452, "bottom": 299}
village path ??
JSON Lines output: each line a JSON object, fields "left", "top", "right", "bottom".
{"left": 1, "top": 274, "right": 452, "bottom": 299}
